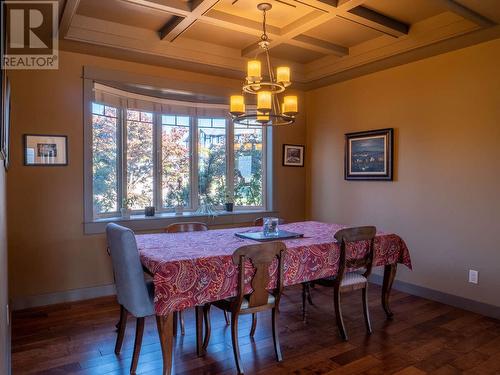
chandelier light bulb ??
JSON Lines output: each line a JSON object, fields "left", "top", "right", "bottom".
{"left": 230, "top": 95, "right": 245, "bottom": 116}
{"left": 247, "top": 60, "right": 262, "bottom": 82}
{"left": 283, "top": 95, "right": 298, "bottom": 116}
{"left": 257, "top": 91, "right": 272, "bottom": 113}
{"left": 276, "top": 66, "right": 291, "bottom": 85}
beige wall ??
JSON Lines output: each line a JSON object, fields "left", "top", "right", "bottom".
{"left": 306, "top": 38, "right": 500, "bottom": 307}
{"left": 0, "top": 153, "right": 10, "bottom": 374}
{"left": 7, "top": 51, "right": 306, "bottom": 301}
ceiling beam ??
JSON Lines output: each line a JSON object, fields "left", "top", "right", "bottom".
{"left": 344, "top": 6, "right": 409, "bottom": 37}
{"left": 159, "top": 0, "right": 221, "bottom": 41}
{"left": 437, "top": 0, "right": 496, "bottom": 27}
{"left": 121, "top": 0, "right": 191, "bottom": 16}
{"left": 59, "top": 0, "right": 81, "bottom": 37}
{"left": 292, "top": 34, "right": 348, "bottom": 56}
{"left": 159, "top": 16, "right": 185, "bottom": 40}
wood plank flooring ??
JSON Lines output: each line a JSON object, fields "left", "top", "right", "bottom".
{"left": 11, "top": 284, "right": 500, "bottom": 374}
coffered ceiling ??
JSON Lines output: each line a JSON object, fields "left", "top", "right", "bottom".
{"left": 58, "top": 0, "right": 500, "bottom": 89}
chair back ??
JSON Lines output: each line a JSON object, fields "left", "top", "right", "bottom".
{"left": 334, "top": 226, "right": 376, "bottom": 281}
{"left": 232, "top": 242, "right": 286, "bottom": 309}
{"left": 106, "top": 223, "right": 154, "bottom": 318}
{"left": 165, "top": 222, "right": 208, "bottom": 233}
{"left": 254, "top": 217, "right": 286, "bottom": 227}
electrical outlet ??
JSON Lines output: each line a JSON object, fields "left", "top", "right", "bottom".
{"left": 468, "top": 269, "right": 478, "bottom": 284}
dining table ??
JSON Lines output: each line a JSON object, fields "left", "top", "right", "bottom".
{"left": 136, "top": 220, "right": 412, "bottom": 375}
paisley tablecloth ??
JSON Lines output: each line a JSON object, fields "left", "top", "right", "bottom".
{"left": 137, "top": 221, "right": 412, "bottom": 315}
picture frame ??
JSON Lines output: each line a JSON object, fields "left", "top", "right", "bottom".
{"left": 1, "top": 73, "right": 10, "bottom": 170}
{"left": 345, "top": 128, "right": 393, "bottom": 181}
{"left": 23, "top": 134, "right": 68, "bottom": 166}
{"left": 283, "top": 144, "right": 305, "bottom": 167}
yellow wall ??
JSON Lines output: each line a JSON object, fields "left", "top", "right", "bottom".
{"left": 7, "top": 51, "right": 306, "bottom": 300}
{"left": 306, "top": 38, "right": 500, "bottom": 307}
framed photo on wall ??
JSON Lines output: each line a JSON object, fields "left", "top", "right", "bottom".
{"left": 283, "top": 144, "right": 305, "bottom": 167}
{"left": 24, "top": 134, "right": 68, "bottom": 166}
{"left": 345, "top": 128, "right": 393, "bottom": 180}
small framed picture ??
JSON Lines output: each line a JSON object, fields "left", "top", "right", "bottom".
{"left": 345, "top": 128, "right": 393, "bottom": 180}
{"left": 24, "top": 134, "right": 68, "bottom": 166}
{"left": 283, "top": 144, "right": 305, "bottom": 167}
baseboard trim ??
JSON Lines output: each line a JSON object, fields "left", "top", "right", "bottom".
{"left": 12, "top": 277, "right": 500, "bottom": 320}
{"left": 12, "top": 284, "right": 116, "bottom": 311}
{"left": 369, "top": 274, "right": 500, "bottom": 320}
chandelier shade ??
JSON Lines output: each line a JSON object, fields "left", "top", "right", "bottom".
{"left": 229, "top": 3, "right": 298, "bottom": 127}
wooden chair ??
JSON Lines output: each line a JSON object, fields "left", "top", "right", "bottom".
{"left": 202, "top": 241, "right": 287, "bottom": 374}
{"left": 165, "top": 221, "right": 208, "bottom": 234}
{"left": 253, "top": 217, "right": 286, "bottom": 226}
{"left": 302, "top": 226, "right": 376, "bottom": 341}
{"left": 164, "top": 222, "right": 229, "bottom": 332}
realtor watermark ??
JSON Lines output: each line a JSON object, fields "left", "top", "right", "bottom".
{"left": 1, "top": 1, "right": 59, "bottom": 69}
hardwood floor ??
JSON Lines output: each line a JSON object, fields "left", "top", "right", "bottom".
{"left": 11, "top": 284, "right": 500, "bottom": 374}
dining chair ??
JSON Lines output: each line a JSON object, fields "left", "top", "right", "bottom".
{"left": 164, "top": 222, "right": 230, "bottom": 331}
{"left": 106, "top": 223, "right": 156, "bottom": 374}
{"left": 201, "top": 241, "right": 287, "bottom": 375}
{"left": 253, "top": 217, "right": 286, "bottom": 226}
{"left": 302, "top": 226, "right": 376, "bottom": 341}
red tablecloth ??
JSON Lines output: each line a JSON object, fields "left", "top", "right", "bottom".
{"left": 137, "top": 221, "right": 412, "bottom": 315}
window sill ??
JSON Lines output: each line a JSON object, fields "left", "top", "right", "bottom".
{"left": 84, "top": 210, "right": 278, "bottom": 235}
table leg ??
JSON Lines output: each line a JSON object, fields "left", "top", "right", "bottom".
{"left": 156, "top": 314, "right": 173, "bottom": 375}
{"left": 382, "top": 264, "right": 397, "bottom": 319}
{"left": 195, "top": 306, "right": 205, "bottom": 357}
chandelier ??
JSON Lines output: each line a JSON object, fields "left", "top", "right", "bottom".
{"left": 229, "top": 3, "right": 298, "bottom": 126}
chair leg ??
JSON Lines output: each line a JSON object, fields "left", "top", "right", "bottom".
{"left": 231, "top": 312, "right": 244, "bottom": 375}
{"left": 333, "top": 286, "right": 348, "bottom": 341}
{"left": 202, "top": 304, "right": 211, "bottom": 350}
{"left": 224, "top": 311, "right": 230, "bottom": 325}
{"left": 179, "top": 311, "right": 185, "bottom": 335}
{"left": 301, "top": 283, "right": 307, "bottom": 323}
{"left": 272, "top": 308, "right": 283, "bottom": 362}
{"left": 130, "top": 317, "right": 145, "bottom": 374}
{"left": 172, "top": 311, "right": 178, "bottom": 336}
{"left": 114, "top": 305, "right": 128, "bottom": 355}
{"left": 250, "top": 313, "right": 257, "bottom": 337}
{"left": 362, "top": 286, "right": 372, "bottom": 334}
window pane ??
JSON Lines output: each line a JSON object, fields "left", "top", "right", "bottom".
{"left": 161, "top": 115, "right": 191, "bottom": 208}
{"left": 92, "top": 104, "right": 118, "bottom": 214}
{"left": 126, "top": 110, "right": 154, "bottom": 210}
{"left": 198, "top": 118, "right": 226, "bottom": 206}
{"left": 234, "top": 125, "right": 263, "bottom": 206}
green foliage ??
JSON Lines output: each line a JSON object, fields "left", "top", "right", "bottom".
{"left": 198, "top": 139, "right": 226, "bottom": 206}
{"left": 234, "top": 131, "right": 263, "bottom": 206}
{"left": 92, "top": 107, "right": 264, "bottom": 215}
{"left": 92, "top": 114, "right": 118, "bottom": 214}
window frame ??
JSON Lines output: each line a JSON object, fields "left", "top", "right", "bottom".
{"left": 85, "top": 85, "right": 268, "bottom": 221}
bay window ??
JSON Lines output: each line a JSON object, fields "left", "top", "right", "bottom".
{"left": 88, "top": 84, "right": 267, "bottom": 220}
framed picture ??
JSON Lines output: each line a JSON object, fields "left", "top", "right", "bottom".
{"left": 1, "top": 73, "right": 10, "bottom": 170}
{"left": 283, "top": 144, "right": 305, "bottom": 167}
{"left": 345, "top": 128, "right": 393, "bottom": 180}
{"left": 24, "top": 134, "right": 68, "bottom": 166}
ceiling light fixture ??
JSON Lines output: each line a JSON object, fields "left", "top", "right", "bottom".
{"left": 229, "top": 3, "right": 298, "bottom": 126}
